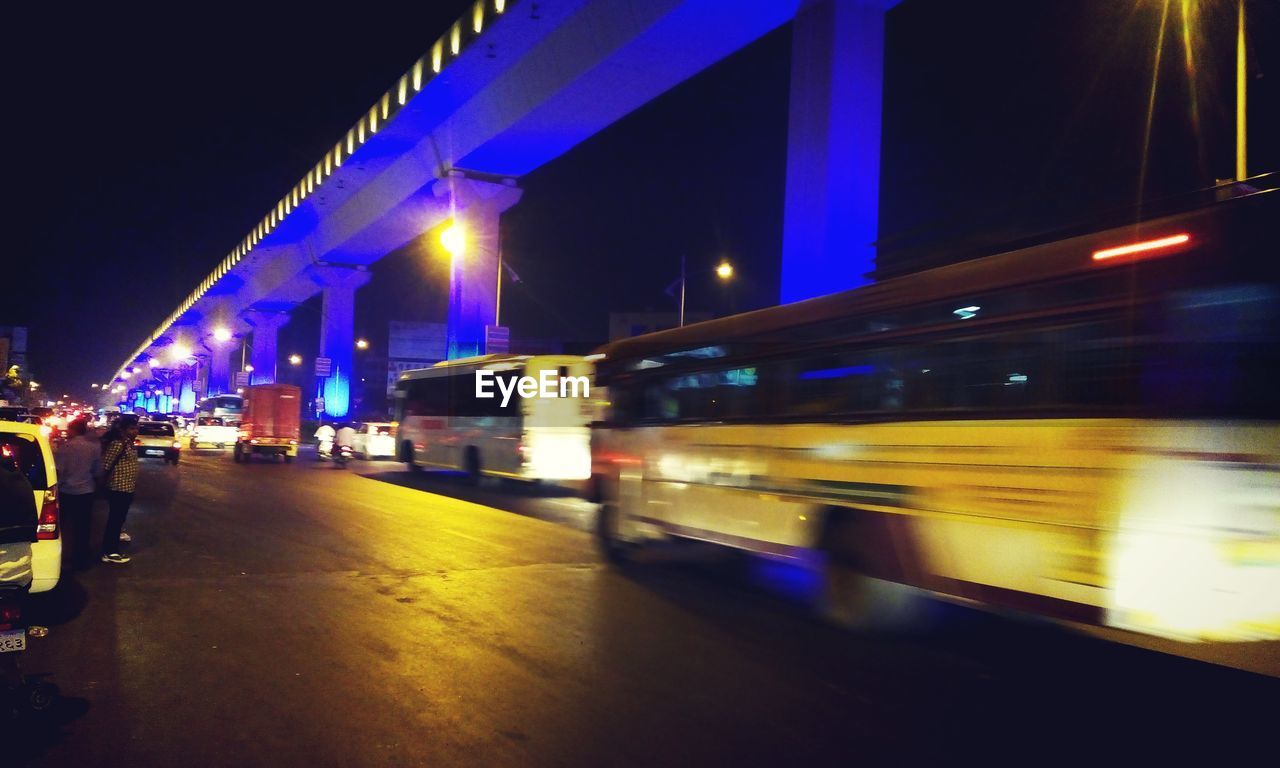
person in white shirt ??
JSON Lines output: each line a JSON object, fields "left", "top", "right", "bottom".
{"left": 334, "top": 424, "right": 356, "bottom": 449}
{"left": 55, "top": 418, "right": 101, "bottom": 569}
{"left": 314, "top": 423, "right": 336, "bottom": 458}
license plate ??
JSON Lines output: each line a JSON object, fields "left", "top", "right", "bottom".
{"left": 145, "top": 449, "right": 165, "bottom": 456}
{"left": 0, "top": 629, "right": 25, "bottom": 653}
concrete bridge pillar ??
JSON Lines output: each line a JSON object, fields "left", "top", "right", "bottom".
{"left": 243, "top": 310, "right": 291, "bottom": 385}
{"left": 781, "top": 0, "right": 889, "bottom": 302}
{"left": 306, "top": 265, "right": 372, "bottom": 419}
{"left": 205, "top": 339, "right": 234, "bottom": 397}
{"left": 438, "top": 176, "right": 523, "bottom": 360}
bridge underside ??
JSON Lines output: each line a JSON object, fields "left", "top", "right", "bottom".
{"left": 114, "top": 0, "right": 894, "bottom": 417}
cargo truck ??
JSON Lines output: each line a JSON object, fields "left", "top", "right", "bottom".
{"left": 233, "top": 384, "right": 301, "bottom": 463}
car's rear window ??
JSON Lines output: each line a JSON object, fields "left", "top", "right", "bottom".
{"left": 374, "top": 425, "right": 392, "bottom": 435}
{"left": 198, "top": 417, "right": 223, "bottom": 426}
{"left": 140, "top": 423, "right": 175, "bottom": 436}
{"left": 0, "top": 432, "right": 48, "bottom": 490}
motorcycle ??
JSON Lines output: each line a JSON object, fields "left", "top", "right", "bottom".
{"left": 0, "top": 585, "right": 56, "bottom": 721}
{"left": 333, "top": 444, "right": 354, "bottom": 469}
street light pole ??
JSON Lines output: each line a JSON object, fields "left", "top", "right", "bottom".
{"left": 679, "top": 254, "right": 687, "bottom": 328}
{"left": 1236, "top": 0, "right": 1247, "bottom": 181}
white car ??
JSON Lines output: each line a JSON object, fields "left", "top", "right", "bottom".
{"left": 0, "top": 420, "right": 62, "bottom": 593}
{"left": 352, "top": 423, "right": 397, "bottom": 460}
{"left": 136, "top": 421, "right": 181, "bottom": 465}
{"left": 190, "top": 416, "right": 240, "bottom": 449}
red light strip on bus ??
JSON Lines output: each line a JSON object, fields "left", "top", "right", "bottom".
{"left": 1091, "top": 233, "right": 1190, "bottom": 262}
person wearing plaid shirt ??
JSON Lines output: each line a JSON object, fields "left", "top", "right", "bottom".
{"left": 100, "top": 415, "right": 140, "bottom": 564}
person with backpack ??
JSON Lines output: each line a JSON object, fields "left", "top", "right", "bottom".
{"left": 99, "top": 414, "right": 140, "bottom": 565}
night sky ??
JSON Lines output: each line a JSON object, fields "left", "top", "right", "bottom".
{"left": 5, "top": 0, "right": 1276, "bottom": 398}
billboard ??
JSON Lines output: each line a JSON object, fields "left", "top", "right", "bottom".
{"left": 388, "top": 322, "right": 447, "bottom": 361}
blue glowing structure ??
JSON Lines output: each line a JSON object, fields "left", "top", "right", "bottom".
{"left": 178, "top": 381, "right": 196, "bottom": 414}
{"left": 321, "top": 366, "right": 350, "bottom": 419}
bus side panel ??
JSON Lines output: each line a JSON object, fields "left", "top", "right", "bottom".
{"left": 605, "top": 418, "right": 1280, "bottom": 649}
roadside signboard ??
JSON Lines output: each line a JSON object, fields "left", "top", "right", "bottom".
{"left": 314, "top": 357, "right": 332, "bottom": 377}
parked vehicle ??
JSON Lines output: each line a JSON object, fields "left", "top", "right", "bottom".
{"left": 190, "top": 416, "right": 239, "bottom": 449}
{"left": 352, "top": 422, "right": 396, "bottom": 460}
{"left": 135, "top": 421, "right": 181, "bottom": 465}
{"left": 234, "top": 385, "right": 301, "bottom": 463}
{"left": 0, "top": 420, "right": 61, "bottom": 594}
{"left": 0, "top": 584, "right": 56, "bottom": 720}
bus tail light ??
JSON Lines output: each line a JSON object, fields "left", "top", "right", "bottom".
{"left": 1091, "top": 233, "right": 1190, "bottom": 263}
{"left": 37, "top": 488, "right": 59, "bottom": 540}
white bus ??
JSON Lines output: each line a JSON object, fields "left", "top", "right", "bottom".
{"left": 393, "top": 355, "right": 597, "bottom": 483}
{"left": 590, "top": 185, "right": 1280, "bottom": 676}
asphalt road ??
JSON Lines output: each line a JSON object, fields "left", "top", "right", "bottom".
{"left": 11, "top": 449, "right": 1276, "bottom": 766}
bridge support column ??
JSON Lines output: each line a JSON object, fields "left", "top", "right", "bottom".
{"left": 243, "top": 310, "right": 291, "bottom": 385}
{"left": 206, "top": 340, "right": 233, "bottom": 397}
{"left": 781, "top": 0, "right": 887, "bottom": 302}
{"left": 439, "top": 177, "right": 522, "bottom": 360}
{"left": 447, "top": 205, "right": 500, "bottom": 360}
{"left": 306, "top": 265, "right": 372, "bottom": 419}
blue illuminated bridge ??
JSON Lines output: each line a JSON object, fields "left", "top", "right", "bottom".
{"left": 106, "top": 0, "right": 899, "bottom": 417}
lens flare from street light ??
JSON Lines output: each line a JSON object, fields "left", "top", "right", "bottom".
{"left": 440, "top": 223, "right": 466, "bottom": 256}
{"left": 356, "top": 339, "right": 369, "bottom": 350}
{"left": 213, "top": 327, "right": 233, "bottom": 342}
{"left": 716, "top": 261, "right": 734, "bottom": 280}
{"left": 289, "top": 354, "right": 303, "bottom": 366}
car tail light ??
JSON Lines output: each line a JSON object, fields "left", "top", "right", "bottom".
{"left": 288, "top": 439, "right": 298, "bottom": 445}
{"left": 250, "top": 439, "right": 259, "bottom": 444}
{"left": 133, "top": 438, "right": 141, "bottom": 446}
{"left": 37, "top": 488, "right": 59, "bottom": 541}
{"left": 0, "top": 600, "right": 20, "bottom": 630}
{"left": 172, "top": 441, "right": 181, "bottom": 449}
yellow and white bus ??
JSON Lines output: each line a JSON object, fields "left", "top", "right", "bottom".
{"left": 394, "top": 354, "right": 597, "bottom": 483}
{"left": 590, "top": 184, "right": 1280, "bottom": 675}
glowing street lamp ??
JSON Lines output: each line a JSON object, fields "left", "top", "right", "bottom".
{"left": 212, "top": 327, "right": 233, "bottom": 343}
{"left": 715, "top": 261, "right": 734, "bottom": 280}
{"left": 244, "top": 364, "right": 255, "bottom": 373}
{"left": 289, "top": 354, "right": 303, "bottom": 366}
{"left": 440, "top": 222, "right": 466, "bottom": 256}
{"left": 91, "top": 383, "right": 99, "bottom": 389}
{"left": 355, "top": 339, "right": 369, "bottom": 350}
{"left": 171, "top": 344, "right": 192, "bottom": 364}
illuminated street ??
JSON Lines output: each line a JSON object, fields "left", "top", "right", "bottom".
{"left": 16, "top": 452, "right": 1274, "bottom": 765}
{"left": 3, "top": 2, "right": 1278, "bottom": 764}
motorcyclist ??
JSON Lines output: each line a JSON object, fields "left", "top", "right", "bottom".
{"left": 334, "top": 423, "right": 357, "bottom": 452}
{"left": 314, "top": 423, "right": 335, "bottom": 458}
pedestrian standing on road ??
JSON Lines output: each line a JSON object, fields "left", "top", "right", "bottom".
{"left": 55, "top": 417, "right": 100, "bottom": 570}
{"left": 99, "top": 414, "right": 140, "bottom": 565}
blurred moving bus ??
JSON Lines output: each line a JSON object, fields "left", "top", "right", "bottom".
{"left": 394, "top": 355, "right": 597, "bottom": 483}
{"left": 198, "top": 394, "right": 244, "bottom": 421}
{"left": 591, "top": 185, "right": 1279, "bottom": 675}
